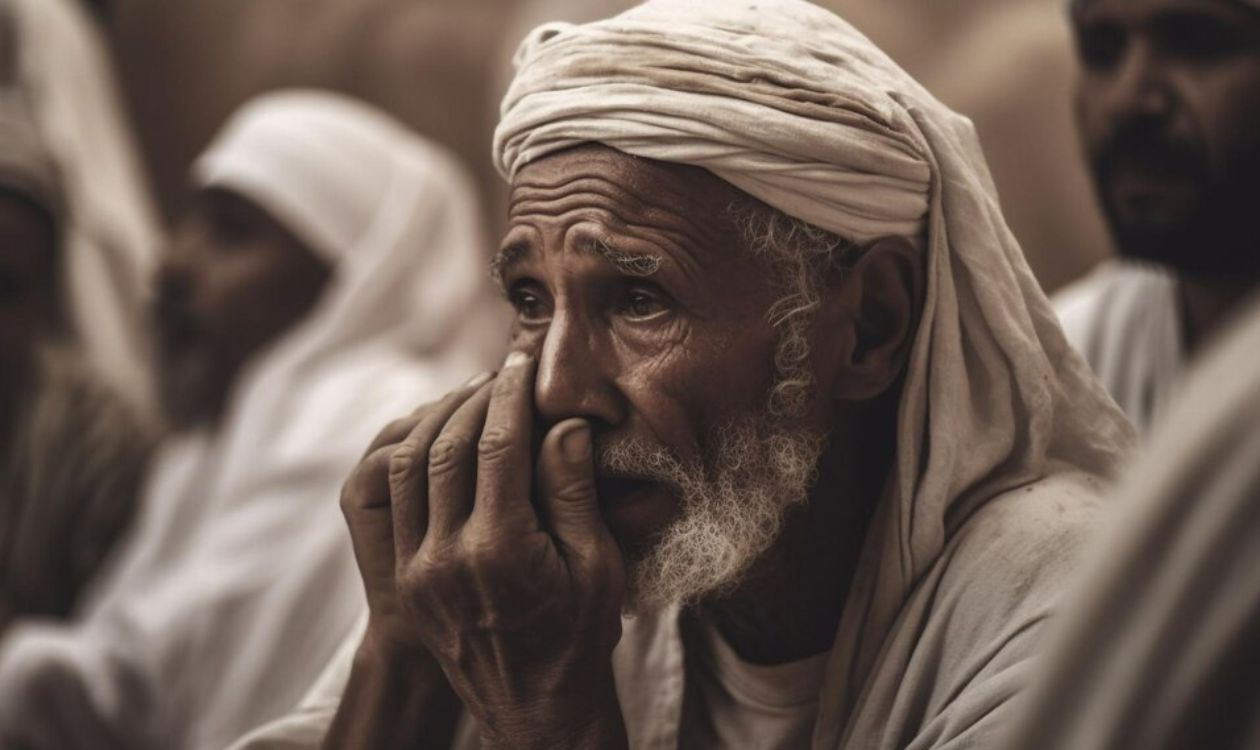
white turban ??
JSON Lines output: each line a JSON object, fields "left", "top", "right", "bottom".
{"left": 496, "top": 1, "right": 1134, "bottom": 746}
{"left": 195, "top": 93, "right": 413, "bottom": 266}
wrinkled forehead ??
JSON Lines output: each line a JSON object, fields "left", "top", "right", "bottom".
{"left": 507, "top": 144, "right": 753, "bottom": 232}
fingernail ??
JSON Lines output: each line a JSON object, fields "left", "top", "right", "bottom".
{"left": 504, "top": 350, "right": 531, "bottom": 369}
{"left": 464, "top": 371, "right": 493, "bottom": 388}
{"left": 561, "top": 423, "right": 591, "bottom": 462}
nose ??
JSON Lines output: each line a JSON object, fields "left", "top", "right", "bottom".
{"left": 533, "top": 310, "right": 626, "bottom": 430}
{"left": 1107, "top": 41, "right": 1176, "bottom": 124}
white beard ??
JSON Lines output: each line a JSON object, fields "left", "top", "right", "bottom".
{"left": 598, "top": 416, "right": 824, "bottom": 612}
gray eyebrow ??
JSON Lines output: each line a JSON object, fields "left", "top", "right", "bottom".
{"left": 586, "top": 239, "right": 663, "bottom": 277}
{"left": 489, "top": 244, "right": 527, "bottom": 286}
{"left": 489, "top": 239, "right": 664, "bottom": 286}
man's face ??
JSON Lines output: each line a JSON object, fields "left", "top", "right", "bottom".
{"left": 0, "top": 192, "right": 57, "bottom": 363}
{"left": 1072, "top": 0, "right": 1260, "bottom": 275}
{"left": 154, "top": 188, "right": 331, "bottom": 428}
{"left": 499, "top": 146, "right": 830, "bottom": 608}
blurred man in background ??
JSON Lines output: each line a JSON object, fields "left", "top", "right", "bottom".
{"left": 2, "top": 0, "right": 161, "bottom": 410}
{"left": 0, "top": 90, "right": 502, "bottom": 750}
{"left": 1055, "top": 0, "right": 1260, "bottom": 432}
{"left": 0, "top": 79, "right": 154, "bottom": 635}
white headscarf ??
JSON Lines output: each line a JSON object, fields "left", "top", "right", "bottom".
{"left": 496, "top": 1, "right": 1133, "bottom": 744}
{"left": 0, "top": 90, "right": 504, "bottom": 750}
{"left": 2, "top": 0, "right": 159, "bottom": 410}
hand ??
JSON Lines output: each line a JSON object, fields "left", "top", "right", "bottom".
{"left": 387, "top": 351, "right": 627, "bottom": 749}
{"left": 339, "top": 371, "right": 492, "bottom": 658}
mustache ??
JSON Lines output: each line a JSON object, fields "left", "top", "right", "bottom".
{"left": 1094, "top": 118, "right": 1206, "bottom": 180}
{"left": 594, "top": 435, "right": 692, "bottom": 489}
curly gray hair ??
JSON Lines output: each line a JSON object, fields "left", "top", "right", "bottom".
{"left": 729, "top": 201, "right": 863, "bottom": 418}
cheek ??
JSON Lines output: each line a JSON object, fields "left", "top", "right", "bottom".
{"left": 617, "top": 324, "right": 779, "bottom": 457}
{"left": 192, "top": 256, "right": 296, "bottom": 359}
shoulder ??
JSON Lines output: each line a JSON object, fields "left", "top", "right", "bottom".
{"left": 939, "top": 472, "right": 1107, "bottom": 629}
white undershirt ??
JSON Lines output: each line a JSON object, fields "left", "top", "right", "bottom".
{"left": 679, "top": 617, "right": 832, "bottom": 749}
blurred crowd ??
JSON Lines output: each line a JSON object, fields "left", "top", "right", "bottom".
{"left": 0, "top": 0, "right": 1257, "bottom": 748}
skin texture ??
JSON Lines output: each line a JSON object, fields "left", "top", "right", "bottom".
{"left": 153, "top": 187, "right": 332, "bottom": 429}
{"left": 328, "top": 146, "right": 925, "bottom": 749}
{"left": 1072, "top": 0, "right": 1260, "bottom": 348}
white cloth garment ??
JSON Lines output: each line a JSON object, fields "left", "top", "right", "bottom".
{"left": 1053, "top": 259, "right": 1182, "bottom": 434}
{"left": 1006, "top": 291, "right": 1260, "bottom": 749}
{"left": 2, "top": 0, "right": 160, "bottom": 411}
{"left": 677, "top": 617, "right": 832, "bottom": 749}
{"left": 0, "top": 90, "right": 502, "bottom": 750}
{"left": 233, "top": 3, "right": 1132, "bottom": 748}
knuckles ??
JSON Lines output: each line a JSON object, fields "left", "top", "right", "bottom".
{"left": 340, "top": 445, "right": 394, "bottom": 516}
{"left": 477, "top": 427, "right": 517, "bottom": 463}
{"left": 427, "top": 435, "right": 471, "bottom": 477}
{"left": 549, "top": 477, "right": 598, "bottom": 505}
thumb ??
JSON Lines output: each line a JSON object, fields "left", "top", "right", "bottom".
{"left": 536, "top": 418, "right": 604, "bottom": 554}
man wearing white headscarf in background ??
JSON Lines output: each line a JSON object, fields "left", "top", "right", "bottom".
{"left": 1052, "top": 0, "right": 1260, "bottom": 434}
{"left": 0, "top": 90, "right": 502, "bottom": 750}
{"left": 232, "top": 2, "right": 1131, "bottom": 749}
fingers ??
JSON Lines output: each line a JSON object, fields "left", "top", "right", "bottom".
{"left": 535, "top": 419, "right": 603, "bottom": 556}
{"left": 471, "top": 351, "right": 537, "bottom": 525}
{"left": 364, "top": 371, "right": 493, "bottom": 457}
{"left": 425, "top": 385, "right": 494, "bottom": 542}
{"left": 340, "top": 446, "right": 399, "bottom": 598}
{"left": 389, "top": 380, "right": 491, "bottom": 560}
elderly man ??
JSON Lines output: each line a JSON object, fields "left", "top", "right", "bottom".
{"left": 233, "top": 3, "right": 1131, "bottom": 749}
{"left": 0, "top": 91, "right": 499, "bottom": 750}
{"left": 1054, "top": 0, "right": 1260, "bottom": 432}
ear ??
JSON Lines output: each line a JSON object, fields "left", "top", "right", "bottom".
{"left": 821, "top": 235, "right": 924, "bottom": 401}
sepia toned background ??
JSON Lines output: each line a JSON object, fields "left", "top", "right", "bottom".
{"left": 102, "top": 0, "right": 1110, "bottom": 292}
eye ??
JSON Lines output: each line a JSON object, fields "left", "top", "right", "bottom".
{"left": 619, "top": 286, "right": 671, "bottom": 321}
{"left": 508, "top": 281, "right": 552, "bottom": 324}
{"left": 1076, "top": 21, "right": 1126, "bottom": 73}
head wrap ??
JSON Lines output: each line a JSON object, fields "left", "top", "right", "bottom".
{"left": 195, "top": 93, "right": 419, "bottom": 266}
{"left": 496, "top": 0, "right": 1133, "bottom": 743}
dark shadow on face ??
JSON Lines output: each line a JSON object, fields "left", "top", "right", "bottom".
{"left": 0, "top": 190, "right": 59, "bottom": 369}
{"left": 1072, "top": 0, "right": 1260, "bottom": 276}
{"left": 153, "top": 187, "right": 332, "bottom": 429}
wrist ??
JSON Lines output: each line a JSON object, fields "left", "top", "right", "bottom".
{"left": 479, "top": 676, "right": 627, "bottom": 750}
{"left": 358, "top": 616, "right": 434, "bottom": 666}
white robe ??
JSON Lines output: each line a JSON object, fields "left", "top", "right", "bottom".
{"left": 1007, "top": 292, "right": 1260, "bottom": 749}
{"left": 1053, "top": 260, "right": 1182, "bottom": 434}
{"left": 0, "top": 92, "right": 504, "bottom": 750}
